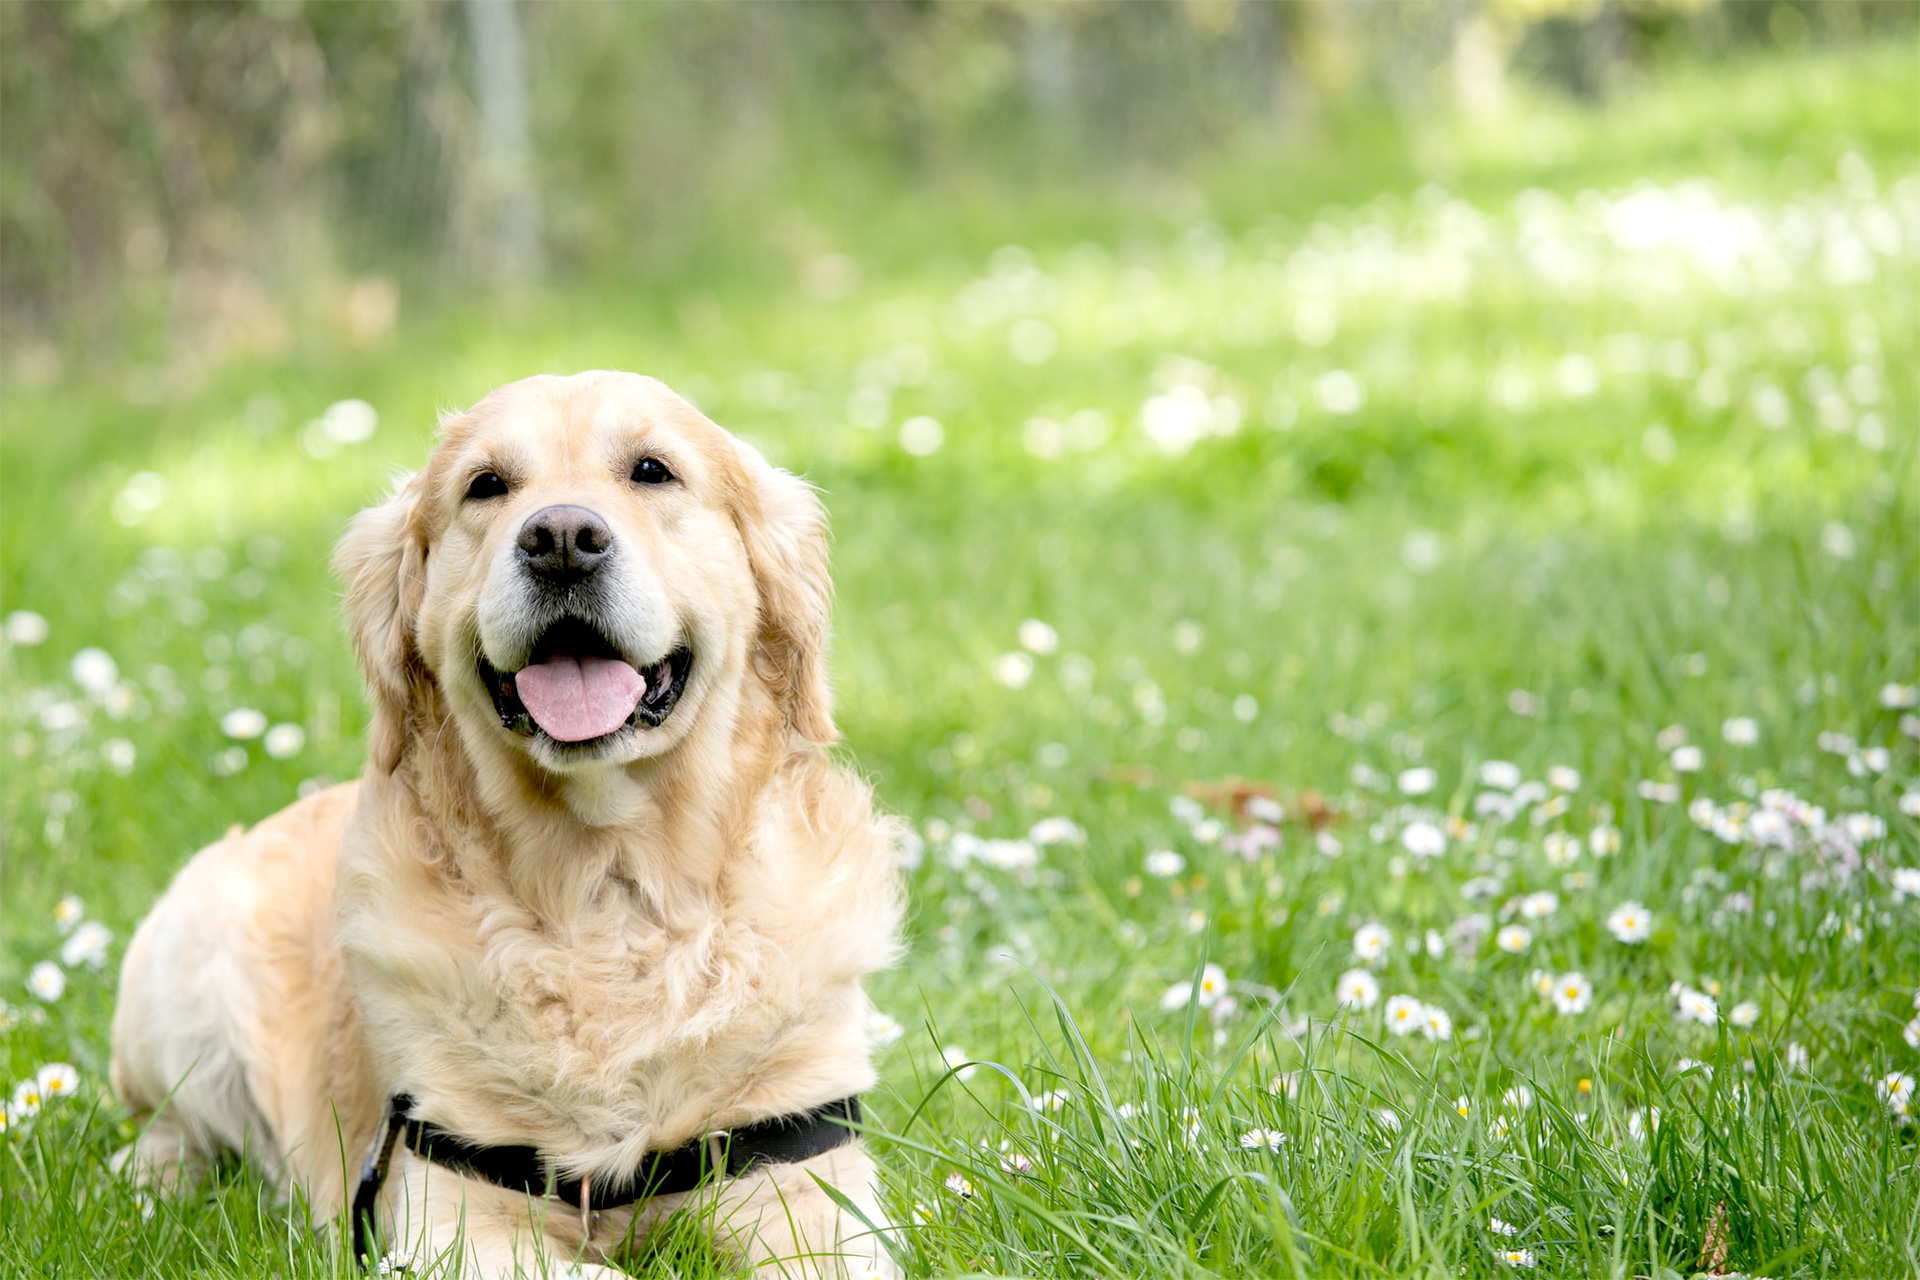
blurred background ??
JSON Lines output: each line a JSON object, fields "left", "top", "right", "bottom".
{"left": 6, "top": 0, "right": 1915, "bottom": 366}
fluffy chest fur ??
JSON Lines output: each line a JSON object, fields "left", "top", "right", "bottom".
{"left": 336, "top": 754, "right": 901, "bottom": 1181}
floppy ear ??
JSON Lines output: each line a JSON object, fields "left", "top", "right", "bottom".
{"left": 332, "top": 475, "right": 429, "bottom": 773}
{"left": 733, "top": 446, "right": 837, "bottom": 744}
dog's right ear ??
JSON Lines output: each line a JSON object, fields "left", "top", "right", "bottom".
{"left": 333, "top": 475, "right": 428, "bottom": 773}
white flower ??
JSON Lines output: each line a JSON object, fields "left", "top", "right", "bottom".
{"left": 36, "top": 1062, "right": 79, "bottom": 1097}
{"left": 1335, "top": 968, "right": 1380, "bottom": 1010}
{"left": 71, "top": 647, "right": 119, "bottom": 696}
{"left": 999, "top": 1149, "right": 1035, "bottom": 1176}
{"left": 1027, "top": 816, "right": 1084, "bottom": 846}
{"left": 1902, "top": 792, "right": 1920, "bottom": 819}
{"left": 1384, "top": 994, "right": 1425, "bottom": 1036}
{"left": 1519, "top": 891, "right": 1559, "bottom": 920}
{"left": 1397, "top": 767, "right": 1436, "bottom": 796}
{"left": 1160, "top": 963, "right": 1229, "bottom": 1011}
{"left": 1374, "top": 1107, "right": 1401, "bottom": 1134}
{"left": 1785, "top": 1042, "right": 1811, "bottom": 1073}
{"left": 1499, "top": 1248, "right": 1537, "bottom": 1268}
{"left": 4, "top": 610, "right": 49, "bottom": 646}
{"left": 27, "top": 961, "right": 65, "bottom": 1002}
{"left": 867, "top": 1011, "right": 904, "bottom": 1046}
{"left": 1674, "top": 987, "right": 1718, "bottom": 1025}
{"left": 1352, "top": 922, "right": 1391, "bottom": 963}
{"left": 991, "top": 652, "right": 1033, "bottom": 689}
{"left": 1626, "top": 1107, "right": 1660, "bottom": 1141}
{"left": 1454, "top": 1095, "right": 1472, "bottom": 1117}
{"left": 1238, "top": 1128, "right": 1286, "bottom": 1151}
{"left": 1903, "top": 1017, "right": 1920, "bottom": 1051}
{"left": 1490, "top": 1217, "right": 1519, "bottom": 1237}
{"left": 1422, "top": 1005, "right": 1453, "bottom": 1041}
{"left": 9, "top": 1077, "right": 44, "bottom": 1120}
{"left": 941, "top": 1046, "right": 977, "bottom": 1081}
{"left": 1588, "top": 824, "right": 1621, "bottom": 856}
{"left": 1547, "top": 766, "right": 1581, "bottom": 791}
{"left": 1017, "top": 619, "right": 1059, "bottom": 655}
{"left": 60, "top": 920, "right": 111, "bottom": 969}
{"left": 1551, "top": 972, "right": 1593, "bottom": 1015}
{"left": 1144, "top": 850, "right": 1186, "bottom": 878}
{"left": 1495, "top": 924, "right": 1533, "bottom": 954}
{"left": 1543, "top": 832, "right": 1580, "bottom": 867}
{"left": 943, "top": 1171, "right": 975, "bottom": 1199}
{"left": 1881, "top": 683, "right": 1918, "bottom": 709}
{"left": 1877, "top": 1072, "right": 1916, "bottom": 1116}
{"left": 1480, "top": 761, "right": 1522, "bottom": 790}
{"left": 1400, "top": 821, "right": 1446, "bottom": 859}
{"left": 220, "top": 707, "right": 268, "bottom": 740}
{"left": 1502, "top": 1085, "right": 1534, "bottom": 1111}
{"left": 1607, "top": 901, "right": 1652, "bottom": 943}
{"left": 54, "top": 895, "right": 84, "bottom": 932}
{"left": 263, "top": 723, "right": 306, "bottom": 758}
{"left": 1670, "top": 745, "right": 1703, "bottom": 773}
{"left": 1721, "top": 717, "right": 1759, "bottom": 746}
{"left": 1728, "top": 1001, "right": 1759, "bottom": 1028}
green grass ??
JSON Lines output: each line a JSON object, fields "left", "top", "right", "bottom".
{"left": 4, "top": 40, "right": 1919, "bottom": 1280}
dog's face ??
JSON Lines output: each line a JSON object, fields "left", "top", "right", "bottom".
{"left": 337, "top": 372, "right": 835, "bottom": 782}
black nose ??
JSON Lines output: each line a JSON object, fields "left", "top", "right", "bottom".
{"left": 517, "top": 504, "right": 613, "bottom": 584}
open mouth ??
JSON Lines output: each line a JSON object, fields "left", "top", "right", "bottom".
{"left": 479, "top": 617, "right": 692, "bottom": 745}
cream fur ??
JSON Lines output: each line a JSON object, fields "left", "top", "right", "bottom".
{"left": 110, "top": 372, "right": 906, "bottom": 1278}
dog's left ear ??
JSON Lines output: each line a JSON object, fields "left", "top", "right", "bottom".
{"left": 333, "top": 474, "right": 430, "bottom": 772}
{"left": 732, "top": 444, "right": 837, "bottom": 744}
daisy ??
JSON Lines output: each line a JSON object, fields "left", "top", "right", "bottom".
{"left": 1519, "top": 891, "right": 1559, "bottom": 920}
{"left": 1785, "top": 1043, "right": 1811, "bottom": 1073}
{"left": 60, "top": 920, "right": 111, "bottom": 969}
{"left": 1400, "top": 821, "right": 1446, "bottom": 859}
{"left": 1626, "top": 1107, "right": 1660, "bottom": 1141}
{"left": 1143, "top": 849, "right": 1186, "bottom": 878}
{"left": 1674, "top": 986, "right": 1718, "bottom": 1025}
{"left": 1238, "top": 1128, "right": 1286, "bottom": 1151}
{"left": 1728, "top": 1001, "right": 1759, "bottom": 1028}
{"left": 867, "top": 1011, "right": 904, "bottom": 1046}
{"left": 1269, "top": 1072, "right": 1299, "bottom": 1099}
{"left": 1502, "top": 1085, "right": 1534, "bottom": 1111}
{"left": 1588, "top": 824, "right": 1622, "bottom": 856}
{"left": 54, "top": 895, "right": 84, "bottom": 932}
{"left": 1890, "top": 868, "right": 1920, "bottom": 899}
{"left": 1722, "top": 717, "right": 1759, "bottom": 746}
{"left": 1547, "top": 765, "right": 1581, "bottom": 791}
{"left": 1397, "top": 767, "right": 1437, "bottom": 796}
{"left": 1878, "top": 1072, "right": 1915, "bottom": 1117}
{"left": 1454, "top": 1095, "right": 1472, "bottom": 1118}
{"left": 1903, "top": 1017, "right": 1920, "bottom": 1051}
{"left": 1352, "top": 922, "right": 1391, "bottom": 964}
{"left": 1374, "top": 1108, "right": 1402, "bottom": 1134}
{"left": 1543, "top": 832, "right": 1580, "bottom": 866}
{"left": 1160, "top": 963, "right": 1230, "bottom": 1011}
{"left": 1880, "top": 683, "right": 1917, "bottom": 709}
{"left": 1028, "top": 816, "right": 1085, "bottom": 846}
{"left": 1607, "top": 901, "right": 1652, "bottom": 943}
{"left": 1671, "top": 745, "right": 1703, "bottom": 773}
{"left": 1490, "top": 1217, "right": 1519, "bottom": 1237}
{"left": 1480, "top": 761, "right": 1522, "bottom": 790}
{"left": 1335, "top": 969, "right": 1380, "bottom": 1010}
{"left": 1499, "top": 1248, "right": 1537, "bottom": 1268}
{"left": 27, "top": 961, "right": 64, "bottom": 1003}
{"left": 1529, "top": 969, "right": 1555, "bottom": 998}
{"left": 9, "top": 1077, "right": 44, "bottom": 1120}
{"left": 1551, "top": 972, "right": 1593, "bottom": 1015}
{"left": 1384, "top": 994, "right": 1425, "bottom": 1036}
{"left": 943, "top": 1171, "right": 975, "bottom": 1199}
{"left": 36, "top": 1063, "right": 78, "bottom": 1097}
{"left": 220, "top": 707, "right": 268, "bottom": 739}
{"left": 1421, "top": 1005, "right": 1454, "bottom": 1041}
{"left": 941, "top": 1046, "right": 977, "bottom": 1081}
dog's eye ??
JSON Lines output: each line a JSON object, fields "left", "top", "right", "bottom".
{"left": 466, "top": 471, "right": 509, "bottom": 500}
{"left": 631, "top": 457, "right": 673, "bottom": 486}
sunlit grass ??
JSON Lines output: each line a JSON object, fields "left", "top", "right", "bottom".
{"left": 3, "top": 41, "right": 1917, "bottom": 1280}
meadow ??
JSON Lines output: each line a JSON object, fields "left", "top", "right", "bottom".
{"left": 3, "top": 42, "right": 1918, "bottom": 1279}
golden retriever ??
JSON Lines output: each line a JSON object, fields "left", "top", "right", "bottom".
{"left": 110, "top": 371, "right": 905, "bottom": 1278}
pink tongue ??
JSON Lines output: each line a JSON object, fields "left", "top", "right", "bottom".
{"left": 511, "top": 655, "right": 647, "bottom": 742}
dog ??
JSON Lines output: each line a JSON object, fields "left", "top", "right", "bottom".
{"left": 109, "top": 371, "right": 905, "bottom": 1278}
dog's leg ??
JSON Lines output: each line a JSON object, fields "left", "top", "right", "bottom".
{"left": 698, "top": 1143, "right": 903, "bottom": 1280}
{"left": 376, "top": 1148, "right": 631, "bottom": 1279}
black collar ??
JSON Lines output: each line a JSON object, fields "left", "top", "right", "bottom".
{"left": 352, "top": 1094, "right": 862, "bottom": 1265}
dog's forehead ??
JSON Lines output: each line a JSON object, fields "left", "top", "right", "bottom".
{"left": 450, "top": 372, "right": 728, "bottom": 463}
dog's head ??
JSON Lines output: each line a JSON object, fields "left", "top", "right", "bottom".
{"left": 335, "top": 371, "right": 834, "bottom": 781}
